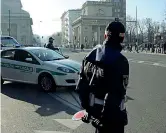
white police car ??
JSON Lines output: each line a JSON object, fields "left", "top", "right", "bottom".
{"left": 1, "top": 47, "right": 81, "bottom": 92}
{"left": 1, "top": 36, "right": 22, "bottom": 50}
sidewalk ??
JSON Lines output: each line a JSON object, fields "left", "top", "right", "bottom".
{"left": 124, "top": 50, "right": 166, "bottom": 56}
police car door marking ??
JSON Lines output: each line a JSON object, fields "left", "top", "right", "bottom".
{"left": 1, "top": 62, "right": 33, "bottom": 73}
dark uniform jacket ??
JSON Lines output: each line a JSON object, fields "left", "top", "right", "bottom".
{"left": 77, "top": 40, "right": 129, "bottom": 125}
{"left": 46, "top": 43, "right": 55, "bottom": 50}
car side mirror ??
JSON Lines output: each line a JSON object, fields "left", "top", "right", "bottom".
{"left": 25, "top": 58, "right": 32, "bottom": 62}
{"left": 64, "top": 55, "right": 69, "bottom": 59}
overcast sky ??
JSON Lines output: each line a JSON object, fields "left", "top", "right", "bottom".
{"left": 21, "top": 0, "right": 166, "bottom": 36}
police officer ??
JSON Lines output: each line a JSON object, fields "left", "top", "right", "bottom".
{"left": 46, "top": 37, "right": 55, "bottom": 50}
{"left": 77, "top": 20, "right": 129, "bottom": 133}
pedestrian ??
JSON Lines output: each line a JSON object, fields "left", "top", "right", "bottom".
{"left": 145, "top": 43, "right": 147, "bottom": 52}
{"left": 164, "top": 42, "right": 166, "bottom": 54}
{"left": 81, "top": 44, "right": 84, "bottom": 52}
{"left": 77, "top": 21, "right": 129, "bottom": 133}
{"left": 129, "top": 44, "right": 132, "bottom": 52}
{"left": 46, "top": 37, "right": 55, "bottom": 50}
{"left": 151, "top": 43, "right": 155, "bottom": 53}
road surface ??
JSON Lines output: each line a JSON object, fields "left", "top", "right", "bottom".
{"left": 1, "top": 51, "right": 166, "bottom": 133}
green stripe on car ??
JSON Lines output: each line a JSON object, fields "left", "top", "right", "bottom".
{"left": 57, "top": 62, "right": 79, "bottom": 72}
{"left": 36, "top": 68, "right": 66, "bottom": 76}
{"left": 1, "top": 62, "right": 66, "bottom": 76}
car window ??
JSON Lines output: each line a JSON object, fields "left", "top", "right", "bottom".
{"left": 1, "top": 37, "right": 18, "bottom": 47}
{"left": 14, "top": 50, "right": 40, "bottom": 65}
{"left": 1, "top": 50, "right": 16, "bottom": 60}
{"left": 30, "top": 48, "right": 65, "bottom": 61}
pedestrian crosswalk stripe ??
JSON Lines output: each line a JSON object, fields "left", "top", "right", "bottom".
{"left": 34, "top": 130, "right": 70, "bottom": 133}
{"left": 128, "top": 59, "right": 133, "bottom": 61}
{"left": 54, "top": 119, "right": 83, "bottom": 130}
{"left": 138, "top": 61, "right": 144, "bottom": 63}
{"left": 153, "top": 63, "right": 159, "bottom": 66}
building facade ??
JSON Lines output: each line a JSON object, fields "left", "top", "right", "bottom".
{"left": 61, "top": 9, "right": 82, "bottom": 46}
{"left": 72, "top": 0, "right": 126, "bottom": 48}
{"left": 1, "top": 0, "right": 33, "bottom": 46}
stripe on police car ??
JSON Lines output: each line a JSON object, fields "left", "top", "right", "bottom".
{"left": 36, "top": 68, "right": 66, "bottom": 76}
{"left": 57, "top": 62, "right": 79, "bottom": 72}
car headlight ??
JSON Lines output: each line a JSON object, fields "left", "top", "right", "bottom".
{"left": 57, "top": 67, "right": 75, "bottom": 73}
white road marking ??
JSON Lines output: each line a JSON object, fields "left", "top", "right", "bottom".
{"left": 34, "top": 131, "right": 69, "bottom": 133}
{"left": 54, "top": 119, "right": 83, "bottom": 130}
{"left": 138, "top": 61, "right": 144, "bottom": 63}
{"left": 128, "top": 59, "right": 133, "bottom": 61}
{"left": 153, "top": 63, "right": 160, "bottom": 66}
{"left": 158, "top": 64, "right": 166, "bottom": 67}
{"left": 128, "top": 59, "right": 166, "bottom": 68}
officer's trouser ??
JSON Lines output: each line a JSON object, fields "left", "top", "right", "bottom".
{"left": 95, "top": 123, "right": 124, "bottom": 133}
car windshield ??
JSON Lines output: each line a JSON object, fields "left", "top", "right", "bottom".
{"left": 30, "top": 48, "right": 65, "bottom": 61}
{"left": 1, "top": 37, "right": 19, "bottom": 46}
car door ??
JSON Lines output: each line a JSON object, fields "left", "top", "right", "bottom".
{"left": 1, "top": 49, "right": 18, "bottom": 80}
{"left": 13, "top": 50, "right": 40, "bottom": 84}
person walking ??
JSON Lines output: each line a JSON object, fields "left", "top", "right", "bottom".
{"left": 164, "top": 42, "right": 166, "bottom": 54}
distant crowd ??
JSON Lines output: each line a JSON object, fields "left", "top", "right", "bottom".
{"left": 124, "top": 42, "right": 166, "bottom": 54}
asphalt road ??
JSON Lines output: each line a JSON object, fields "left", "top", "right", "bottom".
{"left": 1, "top": 51, "right": 166, "bottom": 133}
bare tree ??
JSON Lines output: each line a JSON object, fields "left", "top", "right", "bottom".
{"left": 33, "top": 34, "right": 41, "bottom": 45}
{"left": 137, "top": 19, "right": 147, "bottom": 43}
{"left": 126, "top": 15, "right": 136, "bottom": 43}
{"left": 160, "top": 21, "right": 166, "bottom": 33}
{"left": 143, "top": 18, "right": 156, "bottom": 43}
{"left": 164, "top": 5, "right": 166, "bottom": 21}
{"left": 51, "top": 32, "right": 62, "bottom": 46}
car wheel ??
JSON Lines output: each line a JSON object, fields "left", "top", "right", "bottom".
{"left": 1, "top": 77, "right": 4, "bottom": 85}
{"left": 39, "top": 74, "right": 56, "bottom": 92}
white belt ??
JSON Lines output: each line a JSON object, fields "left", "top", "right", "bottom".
{"left": 95, "top": 98, "right": 104, "bottom": 105}
{"left": 89, "top": 93, "right": 126, "bottom": 110}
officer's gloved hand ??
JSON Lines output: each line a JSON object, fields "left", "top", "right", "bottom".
{"left": 91, "top": 118, "right": 103, "bottom": 129}
{"left": 82, "top": 113, "right": 91, "bottom": 123}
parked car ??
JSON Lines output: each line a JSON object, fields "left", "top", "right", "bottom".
{"left": 1, "top": 47, "right": 81, "bottom": 92}
{"left": 1, "top": 36, "right": 22, "bottom": 50}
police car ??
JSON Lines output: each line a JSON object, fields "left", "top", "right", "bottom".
{"left": 1, "top": 36, "right": 22, "bottom": 50}
{"left": 1, "top": 47, "right": 81, "bottom": 92}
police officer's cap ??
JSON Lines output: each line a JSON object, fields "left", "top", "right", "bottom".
{"left": 106, "top": 20, "right": 125, "bottom": 35}
{"left": 49, "top": 37, "right": 54, "bottom": 40}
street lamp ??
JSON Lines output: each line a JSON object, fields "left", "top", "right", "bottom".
{"left": 92, "top": 37, "right": 95, "bottom": 47}
{"left": 8, "top": 10, "right": 11, "bottom": 36}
